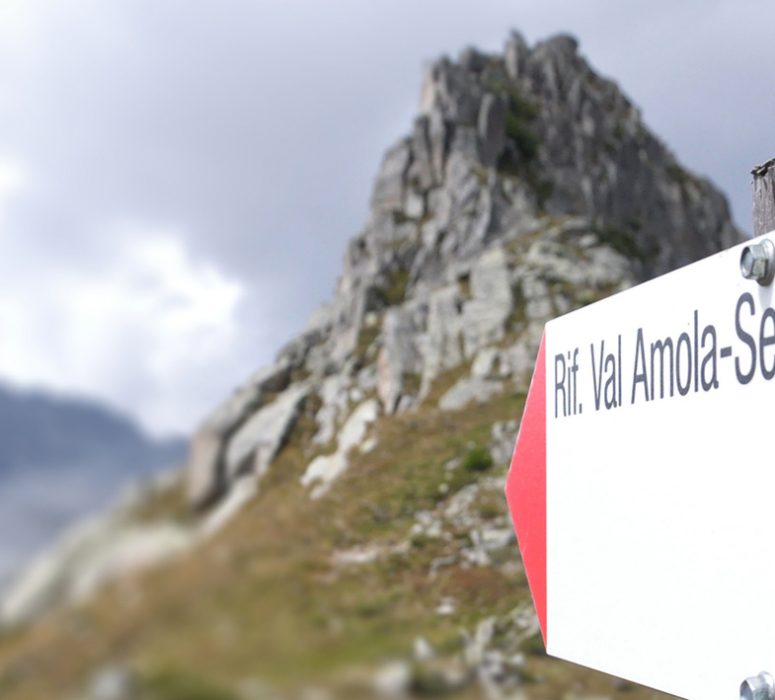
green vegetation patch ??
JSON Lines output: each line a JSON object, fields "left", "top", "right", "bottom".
{"left": 482, "top": 80, "right": 540, "bottom": 165}
{"left": 461, "top": 446, "right": 493, "bottom": 473}
{"left": 483, "top": 80, "right": 554, "bottom": 210}
{"left": 355, "top": 324, "right": 381, "bottom": 367}
{"left": 380, "top": 268, "right": 410, "bottom": 307}
{"left": 505, "top": 104, "right": 540, "bottom": 163}
{"left": 401, "top": 371, "right": 422, "bottom": 396}
{"left": 139, "top": 668, "right": 237, "bottom": 700}
{"left": 593, "top": 224, "right": 650, "bottom": 264}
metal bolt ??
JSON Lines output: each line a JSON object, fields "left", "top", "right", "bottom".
{"left": 740, "top": 239, "right": 775, "bottom": 285}
{"left": 741, "top": 671, "right": 775, "bottom": 700}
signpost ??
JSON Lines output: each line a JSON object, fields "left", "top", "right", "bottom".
{"left": 505, "top": 229, "right": 775, "bottom": 700}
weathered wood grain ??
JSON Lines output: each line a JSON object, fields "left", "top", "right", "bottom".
{"left": 752, "top": 158, "right": 775, "bottom": 236}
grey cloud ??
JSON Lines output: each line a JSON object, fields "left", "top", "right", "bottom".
{"left": 0, "top": 0, "right": 771, "bottom": 431}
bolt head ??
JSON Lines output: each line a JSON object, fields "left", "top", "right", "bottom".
{"left": 741, "top": 240, "right": 775, "bottom": 284}
{"left": 741, "top": 672, "right": 775, "bottom": 700}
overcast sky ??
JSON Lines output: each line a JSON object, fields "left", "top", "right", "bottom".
{"left": 0, "top": 0, "right": 772, "bottom": 437}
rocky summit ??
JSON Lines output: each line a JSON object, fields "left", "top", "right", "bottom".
{"left": 186, "top": 31, "right": 740, "bottom": 511}
{"left": 0, "top": 32, "right": 742, "bottom": 700}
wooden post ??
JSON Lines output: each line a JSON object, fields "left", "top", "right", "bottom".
{"left": 752, "top": 158, "right": 775, "bottom": 236}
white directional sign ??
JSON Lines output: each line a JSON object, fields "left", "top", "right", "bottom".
{"left": 506, "top": 232, "right": 775, "bottom": 700}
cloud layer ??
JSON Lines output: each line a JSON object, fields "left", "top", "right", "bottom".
{"left": 0, "top": 0, "right": 771, "bottom": 434}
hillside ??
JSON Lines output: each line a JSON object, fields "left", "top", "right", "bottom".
{"left": 0, "top": 32, "right": 741, "bottom": 700}
{"left": 0, "top": 384, "right": 185, "bottom": 589}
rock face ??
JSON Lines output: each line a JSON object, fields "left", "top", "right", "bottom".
{"left": 185, "top": 360, "right": 298, "bottom": 506}
{"left": 178, "top": 32, "right": 742, "bottom": 511}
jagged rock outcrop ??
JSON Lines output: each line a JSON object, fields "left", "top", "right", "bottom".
{"left": 174, "top": 32, "right": 740, "bottom": 509}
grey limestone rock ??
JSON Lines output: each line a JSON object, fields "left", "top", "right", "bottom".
{"left": 477, "top": 93, "right": 507, "bottom": 167}
{"left": 471, "top": 343, "right": 533, "bottom": 390}
{"left": 404, "top": 187, "right": 425, "bottom": 219}
{"left": 224, "top": 383, "right": 309, "bottom": 481}
{"left": 422, "top": 284, "right": 466, "bottom": 387}
{"left": 186, "top": 359, "right": 292, "bottom": 508}
{"left": 504, "top": 31, "right": 529, "bottom": 80}
{"left": 86, "top": 666, "right": 137, "bottom": 700}
{"left": 407, "top": 116, "right": 437, "bottom": 191}
{"left": 185, "top": 429, "right": 224, "bottom": 510}
{"left": 372, "top": 140, "right": 412, "bottom": 212}
{"left": 461, "top": 247, "right": 513, "bottom": 354}
{"left": 471, "top": 347, "right": 500, "bottom": 379}
{"left": 373, "top": 660, "right": 411, "bottom": 697}
{"left": 312, "top": 374, "right": 352, "bottom": 445}
{"left": 424, "top": 57, "right": 483, "bottom": 125}
{"left": 439, "top": 377, "right": 504, "bottom": 412}
{"left": 503, "top": 343, "right": 535, "bottom": 390}
{"left": 301, "top": 399, "right": 380, "bottom": 499}
{"left": 377, "top": 302, "right": 426, "bottom": 413}
{"left": 490, "top": 420, "right": 519, "bottom": 467}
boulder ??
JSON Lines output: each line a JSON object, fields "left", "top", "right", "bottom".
{"left": 86, "top": 666, "right": 137, "bottom": 700}
{"left": 373, "top": 660, "right": 411, "bottom": 697}
{"left": 472, "top": 343, "right": 534, "bottom": 390}
{"left": 224, "top": 383, "right": 309, "bottom": 481}
{"left": 422, "top": 285, "right": 465, "bottom": 387}
{"left": 377, "top": 304, "right": 426, "bottom": 413}
{"left": 312, "top": 374, "right": 352, "bottom": 445}
{"left": 186, "top": 360, "right": 291, "bottom": 508}
{"left": 185, "top": 428, "right": 225, "bottom": 509}
{"left": 503, "top": 342, "right": 535, "bottom": 389}
{"left": 404, "top": 188, "right": 425, "bottom": 219}
{"left": 521, "top": 274, "right": 553, "bottom": 322}
{"left": 471, "top": 347, "right": 500, "bottom": 379}
{"left": 462, "top": 247, "right": 513, "bottom": 354}
{"left": 207, "top": 360, "right": 291, "bottom": 435}
{"left": 439, "top": 377, "right": 504, "bottom": 412}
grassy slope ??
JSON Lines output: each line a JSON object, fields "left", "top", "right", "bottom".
{"left": 0, "top": 364, "right": 677, "bottom": 700}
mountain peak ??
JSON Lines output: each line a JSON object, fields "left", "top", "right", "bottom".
{"left": 179, "top": 32, "right": 742, "bottom": 508}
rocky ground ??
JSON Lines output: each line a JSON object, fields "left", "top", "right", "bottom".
{"left": 0, "top": 31, "right": 740, "bottom": 700}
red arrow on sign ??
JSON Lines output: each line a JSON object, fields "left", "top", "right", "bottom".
{"left": 505, "top": 333, "right": 547, "bottom": 644}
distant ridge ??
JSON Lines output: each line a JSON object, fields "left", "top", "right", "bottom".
{"left": 0, "top": 382, "right": 183, "bottom": 475}
{"left": 0, "top": 382, "right": 185, "bottom": 586}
